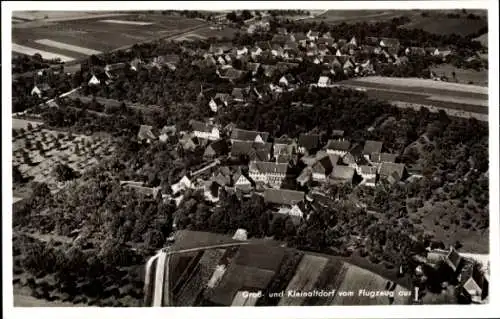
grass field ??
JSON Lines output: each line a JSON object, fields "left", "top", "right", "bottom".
{"left": 429, "top": 64, "right": 488, "bottom": 86}
{"left": 171, "top": 230, "right": 242, "bottom": 251}
{"left": 400, "top": 15, "right": 487, "bottom": 36}
{"left": 278, "top": 255, "right": 329, "bottom": 306}
{"left": 12, "top": 13, "right": 207, "bottom": 62}
{"left": 305, "top": 10, "right": 414, "bottom": 24}
{"left": 233, "top": 244, "right": 286, "bottom": 272}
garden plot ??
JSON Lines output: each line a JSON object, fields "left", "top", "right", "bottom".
{"left": 12, "top": 126, "right": 116, "bottom": 191}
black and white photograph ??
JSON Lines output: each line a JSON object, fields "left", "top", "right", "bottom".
{"left": 2, "top": 1, "right": 499, "bottom": 318}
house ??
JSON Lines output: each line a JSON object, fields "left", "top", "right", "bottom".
{"left": 190, "top": 120, "right": 220, "bottom": 141}
{"left": 273, "top": 137, "right": 296, "bottom": 158}
{"left": 121, "top": 182, "right": 161, "bottom": 198}
{"left": 256, "top": 41, "right": 272, "bottom": 51}
{"left": 405, "top": 47, "right": 426, "bottom": 56}
{"left": 318, "top": 37, "right": 335, "bottom": 47}
{"left": 276, "top": 203, "right": 306, "bottom": 221}
{"left": 325, "top": 139, "right": 351, "bottom": 156}
{"left": 424, "top": 47, "right": 437, "bottom": 55}
{"left": 105, "top": 63, "right": 128, "bottom": 79}
{"left": 296, "top": 167, "right": 312, "bottom": 186}
{"left": 88, "top": 74, "right": 100, "bottom": 86}
{"left": 233, "top": 228, "right": 248, "bottom": 241}
{"left": 130, "top": 58, "right": 144, "bottom": 71}
{"left": 230, "top": 140, "right": 272, "bottom": 161}
{"left": 338, "top": 56, "right": 355, "bottom": 70}
{"left": 317, "top": 76, "right": 332, "bottom": 87}
{"left": 306, "top": 30, "right": 320, "bottom": 41}
{"left": 171, "top": 175, "right": 193, "bottom": 195}
{"left": 379, "top": 38, "right": 400, "bottom": 49}
{"left": 358, "top": 165, "right": 377, "bottom": 187}
{"left": 245, "top": 62, "right": 261, "bottom": 76}
{"left": 293, "top": 32, "right": 307, "bottom": 46}
{"left": 459, "top": 259, "right": 489, "bottom": 303}
{"left": 362, "top": 140, "right": 383, "bottom": 160}
{"left": 250, "top": 47, "right": 263, "bottom": 59}
{"left": 219, "top": 68, "right": 245, "bottom": 81}
{"left": 276, "top": 62, "right": 299, "bottom": 73}
{"left": 271, "top": 34, "right": 289, "bottom": 45}
{"left": 179, "top": 134, "right": 198, "bottom": 151}
{"left": 203, "top": 140, "right": 229, "bottom": 159}
{"left": 434, "top": 47, "right": 452, "bottom": 57}
{"left": 138, "top": 125, "right": 156, "bottom": 143}
{"left": 31, "top": 83, "right": 51, "bottom": 98}
{"left": 263, "top": 188, "right": 305, "bottom": 206}
{"left": 230, "top": 128, "right": 269, "bottom": 143}
{"left": 233, "top": 171, "right": 253, "bottom": 192}
{"left": 370, "top": 152, "right": 397, "bottom": 165}
{"left": 317, "top": 44, "right": 330, "bottom": 56}
{"left": 261, "top": 64, "right": 277, "bottom": 78}
{"left": 329, "top": 165, "right": 355, "bottom": 184}
{"left": 278, "top": 74, "right": 296, "bottom": 87}
{"left": 378, "top": 162, "right": 406, "bottom": 185}
{"left": 231, "top": 87, "right": 248, "bottom": 103}
{"left": 277, "top": 27, "right": 288, "bottom": 35}
{"left": 158, "top": 125, "right": 177, "bottom": 142}
{"left": 312, "top": 155, "right": 338, "bottom": 182}
{"left": 236, "top": 46, "right": 249, "bottom": 56}
{"left": 297, "top": 134, "right": 321, "bottom": 155}
{"left": 248, "top": 161, "right": 288, "bottom": 188}
{"left": 349, "top": 36, "right": 357, "bottom": 47}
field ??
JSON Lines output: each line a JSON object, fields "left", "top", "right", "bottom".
{"left": 170, "top": 230, "right": 242, "bottom": 251}
{"left": 340, "top": 76, "right": 488, "bottom": 118}
{"left": 400, "top": 15, "right": 487, "bottom": 36}
{"left": 278, "top": 255, "right": 329, "bottom": 306}
{"left": 12, "top": 11, "right": 125, "bottom": 22}
{"left": 430, "top": 64, "right": 488, "bottom": 86}
{"left": 474, "top": 33, "right": 488, "bottom": 47}
{"left": 12, "top": 119, "right": 116, "bottom": 195}
{"left": 305, "top": 10, "right": 415, "bottom": 24}
{"left": 233, "top": 245, "right": 286, "bottom": 272}
{"left": 12, "top": 13, "right": 207, "bottom": 63}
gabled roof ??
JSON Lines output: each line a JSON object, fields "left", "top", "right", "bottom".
{"left": 221, "top": 68, "right": 245, "bottom": 80}
{"left": 263, "top": 188, "right": 304, "bottom": 206}
{"left": 371, "top": 152, "right": 397, "bottom": 163}
{"left": 231, "top": 127, "right": 269, "bottom": 142}
{"left": 330, "top": 165, "right": 355, "bottom": 180}
{"left": 325, "top": 139, "right": 351, "bottom": 151}
{"left": 204, "top": 139, "right": 229, "bottom": 157}
{"left": 380, "top": 37, "right": 400, "bottom": 48}
{"left": 298, "top": 134, "right": 321, "bottom": 151}
{"left": 284, "top": 41, "right": 299, "bottom": 51}
{"left": 312, "top": 156, "right": 334, "bottom": 175}
{"left": 276, "top": 61, "right": 299, "bottom": 72}
{"left": 280, "top": 74, "right": 296, "bottom": 84}
{"left": 249, "top": 161, "right": 288, "bottom": 175}
{"left": 293, "top": 32, "right": 307, "bottom": 41}
{"left": 271, "top": 34, "right": 289, "bottom": 44}
{"left": 308, "top": 30, "right": 320, "bottom": 37}
{"left": 190, "top": 119, "right": 217, "bottom": 133}
{"left": 274, "top": 136, "right": 295, "bottom": 145}
{"left": 155, "top": 54, "right": 180, "bottom": 65}
{"left": 318, "top": 76, "right": 331, "bottom": 85}
{"left": 379, "top": 162, "right": 405, "bottom": 179}
{"left": 445, "top": 247, "right": 462, "bottom": 272}
{"left": 359, "top": 165, "right": 377, "bottom": 175}
{"left": 138, "top": 125, "right": 156, "bottom": 141}
{"left": 363, "top": 140, "right": 383, "bottom": 155}
{"left": 331, "top": 130, "right": 344, "bottom": 137}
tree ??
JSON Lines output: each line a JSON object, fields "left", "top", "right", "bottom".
{"left": 13, "top": 166, "right": 25, "bottom": 184}
{"left": 53, "top": 163, "right": 77, "bottom": 182}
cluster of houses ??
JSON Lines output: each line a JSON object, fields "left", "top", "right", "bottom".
{"left": 413, "top": 246, "right": 489, "bottom": 304}
{"left": 134, "top": 120, "right": 408, "bottom": 225}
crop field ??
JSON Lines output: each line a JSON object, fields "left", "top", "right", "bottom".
{"left": 12, "top": 14, "right": 207, "bottom": 63}
{"left": 305, "top": 259, "right": 348, "bottom": 305}
{"left": 233, "top": 244, "right": 286, "bottom": 272}
{"left": 305, "top": 10, "right": 415, "bottom": 24}
{"left": 12, "top": 121, "right": 116, "bottom": 193}
{"left": 430, "top": 64, "right": 488, "bottom": 86}
{"left": 175, "top": 249, "right": 226, "bottom": 306}
{"left": 341, "top": 77, "right": 488, "bottom": 116}
{"left": 400, "top": 15, "right": 487, "bottom": 36}
{"left": 329, "top": 264, "right": 411, "bottom": 305}
{"left": 278, "top": 255, "right": 329, "bottom": 306}
{"left": 209, "top": 263, "right": 275, "bottom": 306}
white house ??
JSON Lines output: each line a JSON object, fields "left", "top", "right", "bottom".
{"left": 306, "top": 30, "right": 320, "bottom": 41}
{"left": 349, "top": 36, "right": 357, "bottom": 46}
{"left": 171, "top": 176, "right": 193, "bottom": 195}
{"left": 232, "top": 228, "right": 248, "bottom": 241}
{"left": 209, "top": 98, "right": 218, "bottom": 113}
{"left": 251, "top": 47, "right": 263, "bottom": 59}
{"left": 317, "top": 76, "right": 332, "bottom": 87}
{"left": 190, "top": 120, "right": 220, "bottom": 141}
{"left": 236, "top": 46, "right": 249, "bottom": 56}
{"left": 249, "top": 161, "right": 288, "bottom": 188}
{"left": 88, "top": 75, "right": 100, "bottom": 86}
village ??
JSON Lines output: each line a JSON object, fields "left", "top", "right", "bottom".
{"left": 11, "top": 9, "right": 490, "bottom": 308}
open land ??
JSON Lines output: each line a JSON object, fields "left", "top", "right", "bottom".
{"left": 12, "top": 14, "right": 208, "bottom": 63}
{"left": 429, "top": 64, "right": 488, "bottom": 87}
{"left": 400, "top": 15, "right": 487, "bottom": 36}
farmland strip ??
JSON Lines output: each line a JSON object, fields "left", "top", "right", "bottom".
{"left": 35, "top": 39, "right": 102, "bottom": 55}
{"left": 99, "top": 19, "right": 154, "bottom": 26}
{"left": 12, "top": 43, "right": 75, "bottom": 62}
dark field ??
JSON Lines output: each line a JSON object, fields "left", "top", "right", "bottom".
{"left": 12, "top": 14, "right": 207, "bottom": 61}
{"left": 400, "top": 15, "right": 487, "bottom": 36}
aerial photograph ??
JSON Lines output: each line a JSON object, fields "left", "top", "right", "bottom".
{"left": 9, "top": 7, "right": 489, "bottom": 308}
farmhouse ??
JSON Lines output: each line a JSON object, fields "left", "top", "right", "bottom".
{"left": 311, "top": 155, "right": 339, "bottom": 182}
{"left": 317, "top": 76, "right": 332, "bottom": 87}
{"left": 263, "top": 188, "right": 305, "bottom": 206}
{"left": 203, "top": 140, "right": 229, "bottom": 159}
{"left": 297, "top": 134, "right": 321, "bottom": 155}
{"left": 137, "top": 125, "right": 157, "bottom": 143}
{"left": 249, "top": 161, "right": 288, "bottom": 188}
{"left": 329, "top": 165, "right": 355, "bottom": 184}
{"left": 190, "top": 120, "right": 220, "bottom": 141}
{"left": 230, "top": 128, "right": 269, "bottom": 143}
{"left": 325, "top": 139, "right": 351, "bottom": 156}
{"left": 362, "top": 140, "right": 383, "bottom": 160}
{"left": 378, "top": 162, "right": 406, "bottom": 185}
{"left": 31, "top": 83, "right": 51, "bottom": 98}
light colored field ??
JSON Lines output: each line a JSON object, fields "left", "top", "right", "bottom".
{"left": 330, "top": 264, "right": 411, "bottom": 305}
{"left": 99, "top": 19, "right": 153, "bottom": 26}
{"left": 13, "top": 197, "right": 24, "bottom": 204}
{"left": 426, "top": 95, "right": 488, "bottom": 107}
{"left": 14, "top": 294, "right": 79, "bottom": 307}
{"left": 353, "top": 76, "right": 488, "bottom": 95}
{"left": 278, "top": 255, "right": 329, "bottom": 306}
{"left": 12, "top": 43, "right": 75, "bottom": 62}
{"left": 35, "top": 39, "right": 102, "bottom": 55}
{"left": 474, "top": 33, "right": 488, "bottom": 47}
{"left": 12, "top": 118, "right": 44, "bottom": 130}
